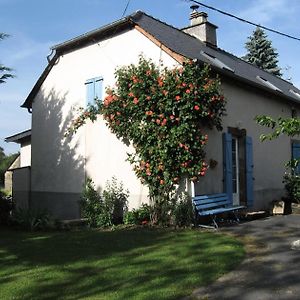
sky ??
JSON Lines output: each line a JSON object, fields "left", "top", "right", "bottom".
{"left": 0, "top": 0, "right": 300, "bottom": 154}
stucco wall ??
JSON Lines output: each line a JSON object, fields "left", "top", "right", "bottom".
{"left": 20, "top": 141, "right": 31, "bottom": 167}
{"left": 195, "top": 77, "right": 299, "bottom": 211}
{"left": 30, "top": 24, "right": 298, "bottom": 217}
{"left": 4, "top": 156, "right": 20, "bottom": 192}
{"left": 12, "top": 167, "right": 31, "bottom": 210}
{"left": 31, "top": 27, "right": 178, "bottom": 219}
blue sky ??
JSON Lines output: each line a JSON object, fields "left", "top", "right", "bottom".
{"left": 0, "top": 0, "right": 300, "bottom": 154}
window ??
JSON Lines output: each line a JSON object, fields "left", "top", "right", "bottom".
{"left": 85, "top": 76, "right": 103, "bottom": 105}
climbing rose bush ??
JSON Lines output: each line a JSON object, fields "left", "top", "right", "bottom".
{"left": 70, "top": 56, "right": 225, "bottom": 219}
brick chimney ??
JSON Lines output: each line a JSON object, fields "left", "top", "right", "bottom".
{"left": 183, "top": 5, "right": 218, "bottom": 47}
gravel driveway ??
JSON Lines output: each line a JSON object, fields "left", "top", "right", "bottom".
{"left": 188, "top": 215, "right": 300, "bottom": 300}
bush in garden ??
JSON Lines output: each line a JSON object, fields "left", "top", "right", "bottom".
{"left": 124, "top": 204, "right": 151, "bottom": 225}
{"left": 173, "top": 193, "right": 195, "bottom": 227}
{"left": 0, "top": 191, "right": 13, "bottom": 225}
{"left": 12, "top": 208, "right": 50, "bottom": 231}
{"left": 283, "top": 159, "right": 300, "bottom": 204}
{"left": 80, "top": 177, "right": 129, "bottom": 227}
{"left": 80, "top": 178, "right": 103, "bottom": 227}
{"left": 102, "top": 176, "right": 129, "bottom": 225}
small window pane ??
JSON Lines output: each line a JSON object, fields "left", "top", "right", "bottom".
{"left": 85, "top": 76, "right": 103, "bottom": 106}
{"left": 94, "top": 77, "right": 103, "bottom": 101}
{"left": 86, "top": 80, "right": 94, "bottom": 105}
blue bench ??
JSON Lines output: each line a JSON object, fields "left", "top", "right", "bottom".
{"left": 193, "top": 193, "right": 245, "bottom": 229}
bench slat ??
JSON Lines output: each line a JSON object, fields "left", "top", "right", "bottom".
{"left": 194, "top": 200, "right": 229, "bottom": 210}
{"left": 198, "top": 205, "right": 245, "bottom": 216}
{"left": 193, "top": 196, "right": 229, "bottom": 205}
{"left": 193, "top": 193, "right": 227, "bottom": 200}
{"left": 192, "top": 193, "right": 245, "bottom": 228}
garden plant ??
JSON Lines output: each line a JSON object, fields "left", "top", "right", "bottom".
{"left": 71, "top": 57, "right": 226, "bottom": 224}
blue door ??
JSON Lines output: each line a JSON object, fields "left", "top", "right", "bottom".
{"left": 223, "top": 133, "right": 254, "bottom": 207}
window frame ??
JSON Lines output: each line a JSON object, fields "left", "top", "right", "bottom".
{"left": 85, "top": 76, "right": 103, "bottom": 105}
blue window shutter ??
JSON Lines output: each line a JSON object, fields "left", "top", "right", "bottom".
{"left": 223, "top": 132, "right": 233, "bottom": 204}
{"left": 85, "top": 79, "right": 94, "bottom": 105}
{"left": 292, "top": 142, "right": 300, "bottom": 174}
{"left": 94, "top": 77, "right": 103, "bottom": 102}
{"left": 245, "top": 136, "right": 254, "bottom": 207}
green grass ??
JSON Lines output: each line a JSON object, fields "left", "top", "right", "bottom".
{"left": 0, "top": 227, "right": 245, "bottom": 300}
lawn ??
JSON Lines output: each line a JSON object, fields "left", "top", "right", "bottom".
{"left": 0, "top": 227, "right": 245, "bottom": 300}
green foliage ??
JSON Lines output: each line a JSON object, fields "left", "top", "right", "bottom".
{"left": 0, "top": 147, "right": 18, "bottom": 188}
{"left": 256, "top": 115, "right": 300, "bottom": 204}
{"left": 0, "top": 188, "right": 11, "bottom": 197}
{"left": 283, "top": 159, "right": 300, "bottom": 203}
{"left": 0, "top": 191, "right": 13, "bottom": 225}
{"left": 124, "top": 194, "right": 195, "bottom": 227}
{"left": 243, "top": 26, "right": 281, "bottom": 77}
{"left": 173, "top": 193, "right": 195, "bottom": 227}
{"left": 12, "top": 208, "right": 50, "bottom": 231}
{"left": 124, "top": 203, "right": 151, "bottom": 225}
{"left": 102, "top": 177, "right": 129, "bottom": 225}
{"left": 70, "top": 57, "right": 225, "bottom": 224}
{"left": 255, "top": 115, "right": 300, "bottom": 141}
{"left": 80, "top": 178, "right": 103, "bottom": 227}
{"left": 0, "top": 33, "right": 14, "bottom": 84}
{"left": 80, "top": 177, "right": 129, "bottom": 227}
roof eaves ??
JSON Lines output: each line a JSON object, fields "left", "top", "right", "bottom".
{"left": 20, "top": 12, "right": 142, "bottom": 109}
{"left": 21, "top": 53, "right": 59, "bottom": 109}
{"left": 5, "top": 129, "right": 31, "bottom": 143}
{"left": 213, "top": 63, "right": 300, "bottom": 105}
{"left": 52, "top": 11, "right": 142, "bottom": 53}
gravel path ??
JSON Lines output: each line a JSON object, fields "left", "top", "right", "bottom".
{"left": 188, "top": 215, "right": 300, "bottom": 300}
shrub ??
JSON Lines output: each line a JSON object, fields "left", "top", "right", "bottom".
{"left": 125, "top": 195, "right": 195, "bottom": 228}
{"left": 80, "top": 177, "right": 129, "bottom": 227}
{"left": 102, "top": 177, "right": 129, "bottom": 225}
{"left": 283, "top": 174, "right": 300, "bottom": 203}
{"left": 80, "top": 178, "right": 103, "bottom": 227}
{"left": 70, "top": 57, "right": 226, "bottom": 225}
{"left": 173, "top": 193, "right": 195, "bottom": 227}
{"left": 12, "top": 208, "right": 50, "bottom": 231}
{"left": 124, "top": 204, "right": 151, "bottom": 225}
{"left": 0, "top": 191, "right": 13, "bottom": 225}
{"left": 283, "top": 159, "right": 300, "bottom": 204}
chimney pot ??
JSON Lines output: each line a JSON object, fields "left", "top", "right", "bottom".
{"left": 190, "top": 4, "right": 200, "bottom": 12}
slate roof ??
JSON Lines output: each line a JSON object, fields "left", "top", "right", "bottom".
{"left": 5, "top": 129, "right": 31, "bottom": 143}
{"left": 21, "top": 10, "right": 300, "bottom": 109}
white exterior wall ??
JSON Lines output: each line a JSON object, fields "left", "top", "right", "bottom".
{"left": 31, "top": 28, "right": 178, "bottom": 218}
{"left": 20, "top": 141, "right": 31, "bottom": 167}
{"left": 195, "top": 78, "right": 297, "bottom": 210}
{"left": 30, "top": 24, "right": 296, "bottom": 217}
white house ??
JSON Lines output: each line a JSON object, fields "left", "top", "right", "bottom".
{"left": 4, "top": 130, "right": 31, "bottom": 208}
{"left": 9, "top": 8, "right": 300, "bottom": 219}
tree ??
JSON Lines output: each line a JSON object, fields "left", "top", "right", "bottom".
{"left": 255, "top": 116, "right": 300, "bottom": 141}
{"left": 0, "top": 33, "right": 14, "bottom": 84}
{"left": 255, "top": 115, "right": 300, "bottom": 209}
{"left": 243, "top": 26, "right": 282, "bottom": 77}
{"left": 70, "top": 57, "right": 226, "bottom": 223}
{"left": 0, "top": 147, "right": 18, "bottom": 188}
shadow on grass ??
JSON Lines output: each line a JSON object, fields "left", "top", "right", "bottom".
{"left": 0, "top": 227, "right": 244, "bottom": 300}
